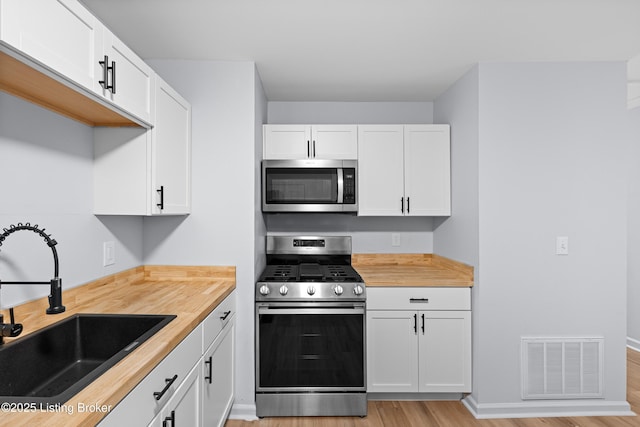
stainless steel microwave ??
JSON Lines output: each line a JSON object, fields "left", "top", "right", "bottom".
{"left": 262, "top": 160, "right": 357, "bottom": 212}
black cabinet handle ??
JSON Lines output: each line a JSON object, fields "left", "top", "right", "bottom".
{"left": 407, "top": 197, "right": 410, "bottom": 214}
{"left": 99, "top": 55, "right": 109, "bottom": 90}
{"left": 157, "top": 186, "right": 164, "bottom": 210}
{"left": 220, "top": 310, "right": 231, "bottom": 321}
{"left": 410, "top": 298, "right": 429, "bottom": 303}
{"left": 307, "top": 140, "right": 310, "bottom": 158}
{"left": 110, "top": 59, "right": 116, "bottom": 94}
{"left": 153, "top": 374, "right": 178, "bottom": 400}
{"left": 401, "top": 197, "right": 404, "bottom": 214}
{"left": 413, "top": 313, "right": 417, "bottom": 334}
{"left": 312, "top": 140, "right": 316, "bottom": 157}
{"left": 162, "top": 410, "right": 175, "bottom": 427}
{"left": 205, "top": 356, "right": 213, "bottom": 384}
{"left": 98, "top": 55, "right": 116, "bottom": 94}
{"left": 421, "top": 313, "right": 425, "bottom": 334}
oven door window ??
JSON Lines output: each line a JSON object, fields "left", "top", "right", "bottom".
{"left": 265, "top": 168, "right": 338, "bottom": 204}
{"left": 258, "top": 311, "right": 364, "bottom": 388}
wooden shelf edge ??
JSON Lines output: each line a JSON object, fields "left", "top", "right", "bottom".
{"left": 0, "top": 47, "right": 143, "bottom": 128}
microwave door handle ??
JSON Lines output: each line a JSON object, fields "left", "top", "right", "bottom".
{"left": 337, "top": 168, "right": 344, "bottom": 203}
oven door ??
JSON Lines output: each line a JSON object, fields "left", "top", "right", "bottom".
{"left": 256, "top": 302, "right": 366, "bottom": 392}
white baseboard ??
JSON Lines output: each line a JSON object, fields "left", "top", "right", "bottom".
{"left": 228, "top": 402, "right": 258, "bottom": 420}
{"left": 628, "top": 337, "right": 640, "bottom": 352}
{"left": 462, "top": 394, "right": 635, "bottom": 419}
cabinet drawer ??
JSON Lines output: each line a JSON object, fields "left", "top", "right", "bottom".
{"left": 98, "top": 324, "right": 202, "bottom": 427}
{"left": 203, "top": 291, "right": 236, "bottom": 350}
{"left": 367, "top": 287, "right": 470, "bottom": 310}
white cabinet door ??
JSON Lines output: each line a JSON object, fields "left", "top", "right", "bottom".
{"left": 311, "top": 125, "right": 357, "bottom": 159}
{"left": 404, "top": 125, "right": 451, "bottom": 216}
{"left": 0, "top": 0, "right": 103, "bottom": 92}
{"left": 357, "top": 125, "right": 404, "bottom": 216}
{"left": 263, "top": 125, "right": 310, "bottom": 159}
{"left": 202, "top": 317, "right": 235, "bottom": 427}
{"left": 152, "top": 76, "right": 191, "bottom": 215}
{"left": 418, "top": 311, "right": 471, "bottom": 393}
{"left": 100, "top": 29, "right": 154, "bottom": 125}
{"left": 366, "top": 310, "right": 419, "bottom": 392}
{"left": 149, "top": 362, "right": 201, "bottom": 427}
{"left": 263, "top": 125, "right": 357, "bottom": 159}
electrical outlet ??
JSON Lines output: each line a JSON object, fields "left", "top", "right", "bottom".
{"left": 556, "top": 236, "right": 569, "bottom": 255}
{"left": 391, "top": 233, "right": 401, "bottom": 247}
{"left": 103, "top": 241, "right": 115, "bottom": 266}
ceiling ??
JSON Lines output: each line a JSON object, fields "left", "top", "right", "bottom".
{"left": 80, "top": 0, "right": 640, "bottom": 102}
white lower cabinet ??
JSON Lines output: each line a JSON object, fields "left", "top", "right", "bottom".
{"left": 202, "top": 315, "right": 235, "bottom": 427}
{"left": 366, "top": 287, "right": 471, "bottom": 394}
{"left": 149, "top": 362, "right": 202, "bottom": 427}
{"left": 99, "top": 291, "right": 236, "bottom": 427}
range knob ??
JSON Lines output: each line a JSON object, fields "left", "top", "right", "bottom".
{"left": 307, "top": 285, "right": 316, "bottom": 296}
{"left": 334, "top": 285, "right": 344, "bottom": 296}
{"left": 353, "top": 285, "right": 364, "bottom": 296}
{"left": 259, "top": 285, "right": 270, "bottom": 296}
{"left": 279, "top": 285, "right": 289, "bottom": 296}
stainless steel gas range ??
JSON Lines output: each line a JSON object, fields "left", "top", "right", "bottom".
{"left": 255, "top": 235, "right": 366, "bottom": 417}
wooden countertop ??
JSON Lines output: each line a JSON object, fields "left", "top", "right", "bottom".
{"left": 0, "top": 265, "right": 235, "bottom": 427}
{"left": 353, "top": 254, "right": 474, "bottom": 287}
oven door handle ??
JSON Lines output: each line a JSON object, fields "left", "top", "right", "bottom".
{"left": 258, "top": 306, "right": 364, "bottom": 315}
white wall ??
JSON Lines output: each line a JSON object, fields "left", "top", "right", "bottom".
{"left": 0, "top": 92, "right": 143, "bottom": 310}
{"left": 435, "top": 61, "right": 632, "bottom": 417}
{"left": 433, "top": 65, "right": 481, "bottom": 402}
{"left": 143, "top": 59, "right": 264, "bottom": 416}
{"left": 628, "top": 106, "right": 640, "bottom": 350}
{"left": 268, "top": 101, "right": 433, "bottom": 124}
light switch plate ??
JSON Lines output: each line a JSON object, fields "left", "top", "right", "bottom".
{"left": 103, "top": 241, "right": 115, "bottom": 266}
{"left": 556, "top": 236, "right": 569, "bottom": 255}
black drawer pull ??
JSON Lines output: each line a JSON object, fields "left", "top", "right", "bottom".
{"left": 205, "top": 356, "right": 213, "bottom": 384}
{"left": 162, "top": 410, "right": 175, "bottom": 427}
{"left": 410, "top": 298, "right": 429, "bottom": 303}
{"left": 153, "top": 374, "right": 178, "bottom": 400}
{"left": 220, "top": 310, "right": 231, "bottom": 321}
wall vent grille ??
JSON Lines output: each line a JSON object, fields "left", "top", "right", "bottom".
{"left": 521, "top": 337, "right": 603, "bottom": 400}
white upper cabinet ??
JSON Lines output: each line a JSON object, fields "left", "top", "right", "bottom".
{"left": 358, "top": 124, "right": 451, "bottom": 216}
{"left": 263, "top": 124, "right": 357, "bottom": 159}
{"left": 151, "top": 76, "right": 192, "bottom": 215}
{"left": 0, "top": 0, "right": 154, "bottom": 126}
{"left": 94, "top": 75, "right": 191, "bottom": 216}
{"left": 0, "top": 0, "right": 103, "bottom": 92}
{"left": 99, "top": 29, "right": 154, "bottom": 124}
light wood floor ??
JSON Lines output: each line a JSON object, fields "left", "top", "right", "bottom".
{"left": 226, "top": 348, "right": 640, "bottom": 427}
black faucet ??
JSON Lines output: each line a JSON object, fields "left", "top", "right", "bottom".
{"left": 0, "top": 307, "right": 23, "bottom": 344}
{"left": 0, "top": 222, "right": 66, "bottom": 316}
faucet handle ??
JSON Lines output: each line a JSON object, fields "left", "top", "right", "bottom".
{"left": 0, "top": 307, "right": 23, "bottom": 340}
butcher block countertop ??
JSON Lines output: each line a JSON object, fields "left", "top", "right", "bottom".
{"left": 0, "top": 265, "right": 235, "bottom": 427}
{"left": 353, "top": 254, "right": 474, "bottom": 287}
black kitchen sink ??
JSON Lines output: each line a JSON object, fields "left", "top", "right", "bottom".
{"left": 0, "top": 313, "right": 175, "bottom": 404}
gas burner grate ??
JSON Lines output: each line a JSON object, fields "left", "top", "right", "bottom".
{"left": 261, "top": 265, "right": 296, "bottom": 281}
